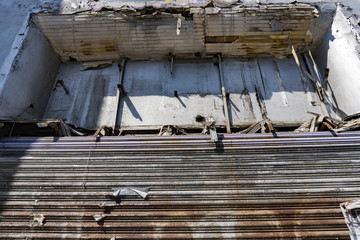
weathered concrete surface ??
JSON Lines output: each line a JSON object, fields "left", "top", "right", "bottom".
{"left": 43, "top": 57, "right": 325, "bottom": 129}
{"left": 0, "top": 23, "right": 60, "bottom": 120}
{"left": 0, "top": 0, "right": 360, "bottom": 128}
{"left": 0, "top": 0, "right": 61, "bottom": 70}
{"left": 314, "top": 7, "right": 360, "bottom": 117}
{"left": 43, "top": 63, "right": 119, "bottom": 128}
{"left": 1, "top": 0, "right": 359, "bottom": 68}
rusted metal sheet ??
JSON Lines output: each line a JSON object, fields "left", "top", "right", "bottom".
{"left": 33, "top": 3, "right": 316, "bottom": 62}
{"left": 0, "top": 132, "right": 359, "bottom": 239}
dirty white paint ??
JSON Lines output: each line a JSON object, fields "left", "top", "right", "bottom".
{"left": 314, "top": 7, "right": 360, "bottom": 117}
{"left": 43, "top": 63, "right": 119, "bottom": 129}
{"left": 33, "top": 3, "right": 316, "bottom": 62}
{"left": 0, "top": 0, "right": 360, "bottom": 129}
{"left": 42, "top": 57, "right": 325, "bottom": 129}
{"left": 0, "top": 23, "right": 60, "bottom": 120}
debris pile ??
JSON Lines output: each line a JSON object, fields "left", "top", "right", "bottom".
{"left": 159, "top": 125, "right": 187, "bottom": 136}
{"left": 240, "top": 120, "right": 276, "bottom": 134}
{"left": 294, "top": 114, "right": 360, "bottom": 133}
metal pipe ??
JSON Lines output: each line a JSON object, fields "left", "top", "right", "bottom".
{"left": 217, "top": 54, "right": 231, "bottom": 134}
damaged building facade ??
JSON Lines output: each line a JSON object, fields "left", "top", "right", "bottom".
{"left": 1, "top": 0, "right": 360, "bottom": 239}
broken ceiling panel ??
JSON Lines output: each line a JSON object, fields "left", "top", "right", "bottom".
{"left": 34, "top": 3, "right": 316, "bottom": 62}
{"left": 205, "top": 4, "right": 315, "bottom": 57}
{"left": 34, "top": 9, "right": 205, "bottom": 62}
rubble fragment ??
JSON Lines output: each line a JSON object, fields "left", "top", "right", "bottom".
{"left": 159, "top": 125, "right": 187, "bottom": 136}
{"left": 93, "top": 214, "right": 105, "bottom": 222}
{"left": 332, "top": 118, "right": 360, "bottom": 133}
{"left": 240, "top": 120, "right": 276, "bottom": 134}
{"left": 294, "top": 113, "right": 360, "bottom": 133}
{"left": 32, "top": 214, "right": 45, "bottom": 226}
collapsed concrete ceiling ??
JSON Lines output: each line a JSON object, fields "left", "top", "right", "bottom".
{"left": 34, "top": 3, "right": 317, "bottom": 62}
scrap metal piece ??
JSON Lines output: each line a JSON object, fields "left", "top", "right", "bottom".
{"left": 321, "top": 68, "right": 330, "bottom": 89}
{"left": 216, "top": 54, "right": 231, "bottom": 134}
{"left": 93, "top": 214, "right": 105, "bottom": 222}
{"left": 98, "top": 202, "right": 120, "bottom": 208}
{"left": 295, "top": 113, "right": 347, "bottom": 133}
{"left": 32, "top": 214, "right": 45, "bottom": 226}
{"left": 207, "top": 117, "right": 218, "bottom": 142}
{"left": 294, "top": 119, "right": 312, "bottom": 133}
{"left": 169, "top": 53, "right": 175, "bottom": 75}
{"left": 118, "top": 84, "right": 127, "bottom": 96}
{"left": 291, "top": 45, "right": 323, "bottom": 102}
{"left": 53, "top": 80, "right": 70, "bottom": 95}
{"left": 209, "top": 126, "right": 218, "bottom": 142}
{"left": 94, "top": 126, "right": 112, "bottom": 137}
{"left": 264, "top": 120, "right": 275, "bottom": 133}
{"left": 159, "top": 125, "right": 173, "bottom": 136}
{"left": 112, "top": 187, "right": 149, "bottom": 199}
{"left": 241, "top": 120, "right": 276, "bottom": 134}
{"left": 36, "top": 122, "right": 48, "bottom": 128}
{"left": 309, "top": 116, "right": 318, "bottom": 132}
{"left": 80, "top": 61, "right": 112, "bottom": 71}
{"left": 332, "top": 118, "right": 360, "bottom": 133}
{"left": 113, "top": 57, "right": 127, "bottom": 133}
{"left": 295, "top": 115, "right": 326, "bottom": 133}
{"left": 340, "top": 199, "right": 360, "bottom": 240}
{"left": 199, "top": 116, "right": 218, "bottom": 141}
{"left": 68, "top": 125, "right": 85, "bottom": 136}
{"left": 304, "top": 52, "right": 329, "bottom": 98}
{"left": 240, "top": 122, "right": 261, "bottom": 134}
{"left": 320, "top": 122, "right": 334, "bottom": 131}
{"left": 349, "top": 14, "right": 360, "bottom": 41}
{"left": 176, "top": 17, "right": 181, "bottom": 35}
{"left": 59, "top": 118, "right": 71, "bottom": 137}
{"left": 159, "top": 125, "right": 187, "bottom": 136}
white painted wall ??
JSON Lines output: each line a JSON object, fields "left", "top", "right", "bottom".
{"left": 314, "top": 7, "right": 360, "bottom": 117}
{"left": 0, "top": 23, "right": 60, "bottom": 120}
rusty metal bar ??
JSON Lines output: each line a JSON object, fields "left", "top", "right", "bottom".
{"left": 217, "top": 54, "right": 231, "bottom": 134}
{"left": 113, "top": 57, "right": 127, "bottom": 133}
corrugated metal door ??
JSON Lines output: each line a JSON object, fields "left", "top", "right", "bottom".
{"left": 0, "top": 132, "right": 358, "bottom": 239}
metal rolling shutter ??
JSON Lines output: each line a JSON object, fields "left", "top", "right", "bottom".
{"left": 0, "top": 132, "right": 358, "bottom": 239}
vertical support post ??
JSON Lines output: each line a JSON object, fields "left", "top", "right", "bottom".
{"left": 217, "top": 54, "right": 231, "bottom": 134}
{"left": 170, "top": 55, "right": 175, "bottom": 75}
{"left": 113, "top": 57, "right": 127, "bottom": 134}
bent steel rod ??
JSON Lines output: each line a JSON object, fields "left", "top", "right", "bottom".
{"left": 113, "top": 57, "right": 127, "bottom": 134}
{"left": 217, "top": 54, "right": 231, "bottom": 134}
